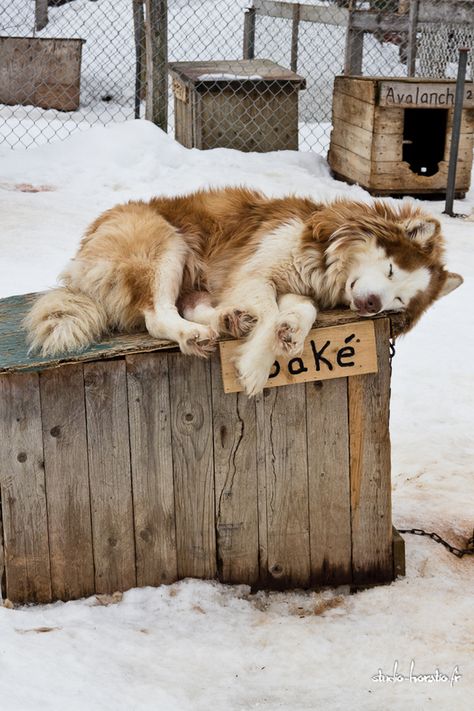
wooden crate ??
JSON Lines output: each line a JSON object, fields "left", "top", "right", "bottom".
{"left": 0, "top": 293, "right": 405, "bottom": 603}
{"left": 328, "top": 76, "right": 474, "bottom": 197}
{"left": 0, "top": 36, "right": 84, "bottom": 112}
{"left": 169, "top": 59, "right": 306, "bottom": 152}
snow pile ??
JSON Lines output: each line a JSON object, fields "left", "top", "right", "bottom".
{"left": 0, "top": 121, "right": 473, "bottom": 710}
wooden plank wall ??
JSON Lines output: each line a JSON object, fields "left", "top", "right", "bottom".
{"left": 0, "top": 37, "right": 83, "bottom": 112}
{"left": 0, "top": 319, "right": 395, "bottom": 602}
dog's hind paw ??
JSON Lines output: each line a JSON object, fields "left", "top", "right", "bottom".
{"left": 180, "top": 327, "right": 218, "bottom": 358}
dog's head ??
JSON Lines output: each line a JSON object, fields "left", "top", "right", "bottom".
{"left": 311, "top": 200, "right": 462, "bottom": 333}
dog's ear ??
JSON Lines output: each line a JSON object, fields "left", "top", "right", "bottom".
{"left": 437, "top": 271, "right": 463, "bottom": 298}
{"left": 401, "top": 216, "right": 440, "bottom": 246}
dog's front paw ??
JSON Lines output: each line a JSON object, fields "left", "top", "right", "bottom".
{"left": 274, "top": 315, "right": 305, "bottom": 357}
{"left": 235, "top": 351, "right": 271, "bottom": 397}
{"left": 219, "top": 309, "right": 257, "bottom": 338}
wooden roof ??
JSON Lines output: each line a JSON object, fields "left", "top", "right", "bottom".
{"left": 0, "top": 292, "right": 404, "bottom": 375}
{"left": 169, "top": 59, "right": 306, "bottom": 89}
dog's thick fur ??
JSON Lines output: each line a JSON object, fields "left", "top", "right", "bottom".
{"left": 25, "top": 187, "right": 462, "bottom": 395}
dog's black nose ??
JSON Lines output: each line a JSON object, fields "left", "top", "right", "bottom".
{"left": 365, "top": 294, "right": 381, "bottom": 313}
{"left": 355, "top": 294, "right": 381, "bottom": 314}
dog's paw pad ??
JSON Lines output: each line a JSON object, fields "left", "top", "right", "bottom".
{"left": 181, "top": 329, "right": 217, "bottom": 358}
{"left": 275, "top": 320, "right": 304, "bottom": 356}
{"left": 221, "top": 309, "right": 257, "bottom": 338}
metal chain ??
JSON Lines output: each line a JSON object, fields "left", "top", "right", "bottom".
{"left": 398, "top": 528, "right": 474, "bottom": 558}
{"left": 389, "top": 337, "right": 396, "bottom": 360}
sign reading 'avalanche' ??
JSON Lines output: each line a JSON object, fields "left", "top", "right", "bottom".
{"left": 379, "top": 80, "right": 474, "bottom": 109}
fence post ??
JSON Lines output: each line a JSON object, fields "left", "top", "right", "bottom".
{"left": 35, "top": 0, "right": 48, "bottom": 32}
{"left": 344, "top": 20, "right": 364, "bottom": 75}
{"left": 290, "top": 3, "right": 300, "bottom": 73}
{"left": 243, "top": 7, "right": 256, "bottom": 60}
{"left": 145, "top": 0, "right": 168, "bottom": 131}
{"left": 444, "top": 48, "right": 469, "bottom": 216}
{"left": 133, "top": 0, "right": 145, "bottom": 119}
{"left": 407, "top": 0, "right": 420, "bottom": 77}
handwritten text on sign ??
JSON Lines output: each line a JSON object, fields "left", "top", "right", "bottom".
{"left": 219, "top": 321, "right": 378, "bottom": 394}
{"left": 379, "top": 81, "right": 474, "bottom": 109}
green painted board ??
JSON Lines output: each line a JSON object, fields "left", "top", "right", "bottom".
{"left": 0, "top": 292, "right": 174, "bottom": 374}
{"left": 0, "top": 291, "right": 404, "bottom": 375}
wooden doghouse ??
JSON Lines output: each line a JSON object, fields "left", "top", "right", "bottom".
{"left": 0, "top": 293, "right": 405, "bottom": 604}
{"left": 328, "top": 76, "right": 474, "bottom": 197}
{"left": 169, "top": 59, "right": 306, "bottom": 152}
{"left": 0, "top": 37, "right": 85, "bottom": 112}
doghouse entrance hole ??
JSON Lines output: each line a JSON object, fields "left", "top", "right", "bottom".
{"left": 403, "top": 108, "right": 447, "bottom": 176}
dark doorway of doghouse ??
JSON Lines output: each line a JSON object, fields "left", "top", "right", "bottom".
{"left": 403, "top": 108, "right": 448, "bottom": 177}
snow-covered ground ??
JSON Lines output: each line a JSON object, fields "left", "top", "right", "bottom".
{"left": 0, "top": 121, "right": 473, "bottom": 710}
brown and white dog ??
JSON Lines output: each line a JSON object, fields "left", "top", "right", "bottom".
{"left": 25, "top": 187, "right": 462, "bottom": 395}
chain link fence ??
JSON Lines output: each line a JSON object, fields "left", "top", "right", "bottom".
{"left": 0, "top": 0, "right": 473, "bottom": 153}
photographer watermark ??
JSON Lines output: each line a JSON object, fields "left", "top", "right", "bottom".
{"left": 372, "top": 660, "right": 461, "bottom": 687}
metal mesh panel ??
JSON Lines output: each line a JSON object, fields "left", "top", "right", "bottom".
{"left": 418, "top": 24, "right": 474, "bottom": 80}
{"left": 0, "top": 0, "right": 473, "bottom": 154}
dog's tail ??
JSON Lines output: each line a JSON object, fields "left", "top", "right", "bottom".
{"left": 24, "top": 287, "right": 108, "bottom": 356}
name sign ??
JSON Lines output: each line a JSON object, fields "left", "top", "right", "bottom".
{"left": 379, "top": 81, "right": 474, "bottom": 109}
{"left": 219, "top": 321, "right": 377, "bottom": 394}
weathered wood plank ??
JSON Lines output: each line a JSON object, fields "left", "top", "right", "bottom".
{"left": 210, "top": 355, "right": 259, "bottom": 586}
{"left": 168, "top": 354, "right": 216, "bottom": 579}
{"left": 35, "top": 0, "right": 48, "bottom": 31}
{"left": 253, "top": 0, "right": 348, "bottom": 26}
{"left": 330, "top": 145, "right": 471, "bottom": 194}
{"left": 330, "top": 117, "right": 374, "bottom": 161}
{"left": 144, "top": 0, "right": 168, "bottom": 131}
{"left": 253, "top": 0, "right": 471, "bottom": 27}
{"left": 0, "top": 292, "right": 405, "bottom": 375}
{"left": 255, "top": 392, "right": 268, "bottom": 586}
{"left": 344, "top": 27, "right": 364, "bottom": 77}
{"left": 84, "top": 360, "right": 136, "bottom": 593}
{"left": 126, "top": 353, "right": 178, "bottom": 587}
{"left": 0, "top": 496, "right": 4, "bottom": 599}
{"left": 328, "top": 143, "right": 372, "bottom": 187}
{"left": 334, "top": 76, "right": 376, "bottom": 105}
{"left": 306, "top": 378, "right": 352, "bottom": 586}
{"left": 0, "top": 37, "right": 83, "bottom": 111}
{"left": 0, "top": 373, "right": 52, "bottom": 603}
{"left": 373, "top": 106, "right": 405, "bottom": 136}
{"left": 40, "top": 364, "right": 95, "bottom": 600}
{"left": 263, "top": 384, "right": 310, "bottom": 588}
{"left": 392, "top": 527, "right": 406, "bottom": 579}
{"left": 199, "top": 86, "right": 299, "bottom": 152}
{"left": 371, "top": 160, "right": 472, "bottom": 192}
{"left": 0, "top": 292, "right": 173, "bottom": 375}
{"left": 332, "top": 91, "right": 375, "bottom": 132}
{"left": 348, "top": 318, "right": 393, "bottom": 584}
